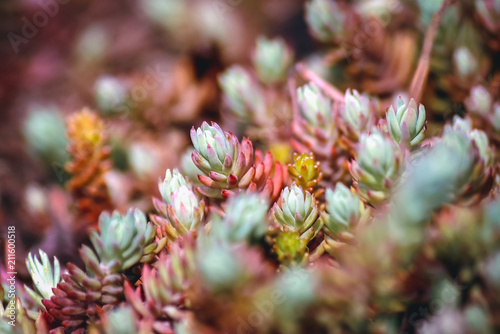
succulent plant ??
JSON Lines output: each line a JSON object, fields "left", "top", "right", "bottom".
{"left": 252, "top": 36, "right": 294, "bottom": 85}
{"left": 170, "top": 186, "right": 204, "bottom": 229}
{"left": 268, "top": 184, "right": 322, "bottom": 266}
{"left": 0, "top": 297, "right": 36, "bottom": 334}
{"left": 190, "top": 121, "right": 285, "bottom": 200}
{"left": 153, "top": 168, "right": 205, "bottom": 242}
{"left": 125, "top": 234, "right": 197, "bottom": 332}
{"left": 152, "top": 179, "right": 205, "bottom": 242}
{"left": 316, "top": 183, "right": 368, "bottom": 258}
{"left": 65, "top": 109, "right": 113, "bottom": 228}
{"left": 469, "top": 129, "right": 494, "bottom": 167}
{"left": 190, "top": 121, "right": 253, "bottom": 190}
{"left": 440, "top": 122, "right": 494, "bottom": 204}
{"left": 159, "top": 169, "right": 191, "bottom": 205}
{"left": 287, "top": 152, "right": 324, "bottom": 197}
{"left": 293, "top": 82, "right": 337, "bottom": 154}
{"left": 322, "top": 183, "right": 367, "bottom": 236}
{"left": 24, "top": 250, "right": 61, "bottom": 308}
{"left": 296, "top": 83, "right": 333, "bottom": 133}
{"left": 349, "top": 128, "right": 402, "bottom": 206}
{"left": 23, "top": 108, "right": 68, "bottom": 167}
{"left": 386, "top": 97, "right": 427, "bottom": 148}
{"left": 293, "top": 83, "right": 348, "bottom": 182}
{"left": 127, "top": 143, "right": 158, "bottom": 179}
{"left": 42, "top": 260, "right": 123, "bottom": 332}
{"left": 305, "top": 0, "right": 346, "bottom": 42}
{"left": 453, "top": 47, "right": 478, "bottom": 79}
{"left": 102, "top": 306, "right": 138, "bottom": 334}
{"left": 339, "top": 89, "right": 376, "bottom": 141}
{"left": 271, "top": 183, "right": 319, "bottom": 236}
{"left": 273, "top": 230, "right": 309, "bottom": 267}
{"left": 196, "top": 231, "right": 272, "bottom": 297}
{"left": 465, "top": 85, "right": 493, "bottom": 115}
{"left": 90, "top": 209, "right": 160, "bottom": 266}
{"left": 218, "top": 65, "right": 266, "bottom": 120}
{"left": 41, "top": 209, "right": 163, "bottom": 332}
{"left": 197, "top": 241, "right": 244, "bottom": 294}
{"left": 214, "top": 192, "right": 269, "bottom": 243}
{"left": 94, "top": 75, "right": 128, "bottom": 114}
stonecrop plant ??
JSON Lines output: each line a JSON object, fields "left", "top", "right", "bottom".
{"left": 4, "top": 0, "right": 500, "bottom": 333}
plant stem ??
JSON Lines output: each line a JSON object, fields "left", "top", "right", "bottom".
{"left": 409, "top": 0, "right": 457, "bottom": 104}
{"left": 296, "top": 63, "right": 345, "bottom": 102}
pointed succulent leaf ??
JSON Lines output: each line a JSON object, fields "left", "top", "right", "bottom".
{"left": 24, "top": 250, "right": 62, "bottom": 307}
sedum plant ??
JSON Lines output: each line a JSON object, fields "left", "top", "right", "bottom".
{"left": 218, "top": 65, "right": 266, "bottom": 120}
{"left": 269, "top": 184, "right": 322, "bottom": 266}
{"left": 218, "top": 35, "right": 294, "bottom": 147}
{"left": 24, "top": 250, "right": 61, "bottom": 308}
{"left": 293, "top": 83, "right": 350, "bottom": 182}
{"left": 23, "top": 83, "right": 500, "bottom": 334}
{"left": 23, "top": 108, "right": 68, "bottom": 169}
{"left": 90, "top": 209, "right": 160, "bottom": 266}
{"left": 349, "top": 128, "right": 403, "bottom": 206}
{"left": 102, "top": 306, "right": 138, "bottom": 334}
{"left": 317, "top": 183, "right": 368, "bottom": 258}
{"left": 270, "top": 183, "right": 319, "bottom": 237}
{"left": 386, "top": 97, "right": 427, "bottom": 148}
{"left": 296, "top": 83, "right": 334, "bottom": 135}
{"left": 159, "top": 168, "right": 191, "bottom": 205}
{"left": 305, "top": 0, "right": 346, "bottom": 42}
{"left": 252, "top": 36, "right": 294, "bottom": 85}
{"left": 322, "top": 183, "right": 367, "bottom": 236}
{"left": 339, "top": 89, "right": 377, "bottom": 142}
{"left": 65, "top": 109, "right": 113, "bottom": 228}
{"left": 453, "top": 46, "right": 478, "bottom": 79}
{"left": 41, "top": 209, "right": 163, "bottom": 332}
{"left": 213, "top": 192, "right": 269, "bottom": 243}
{"left": 190, "top": 121, "right": 285, "bottom": 200}
{"left": 125, "top": 234, "right": 197, "bottom": 332}
{"left": 287, "top": 152, "right": 324, "bottom": 198}
{"left": 152, "top": 169, "right": 205, "bottom": 242}
{"left": 94, "top": 75, "right": 128, "bottom": 114}
{"left": 465, "top": 85, "right": 493, "bottom": 115}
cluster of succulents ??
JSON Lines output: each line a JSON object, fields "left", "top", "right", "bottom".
{"left": 219, "top": 36, "right": 295, "bottom": 148}
{"left": 5, "top": 0, "right": 500, "bottom": 333}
